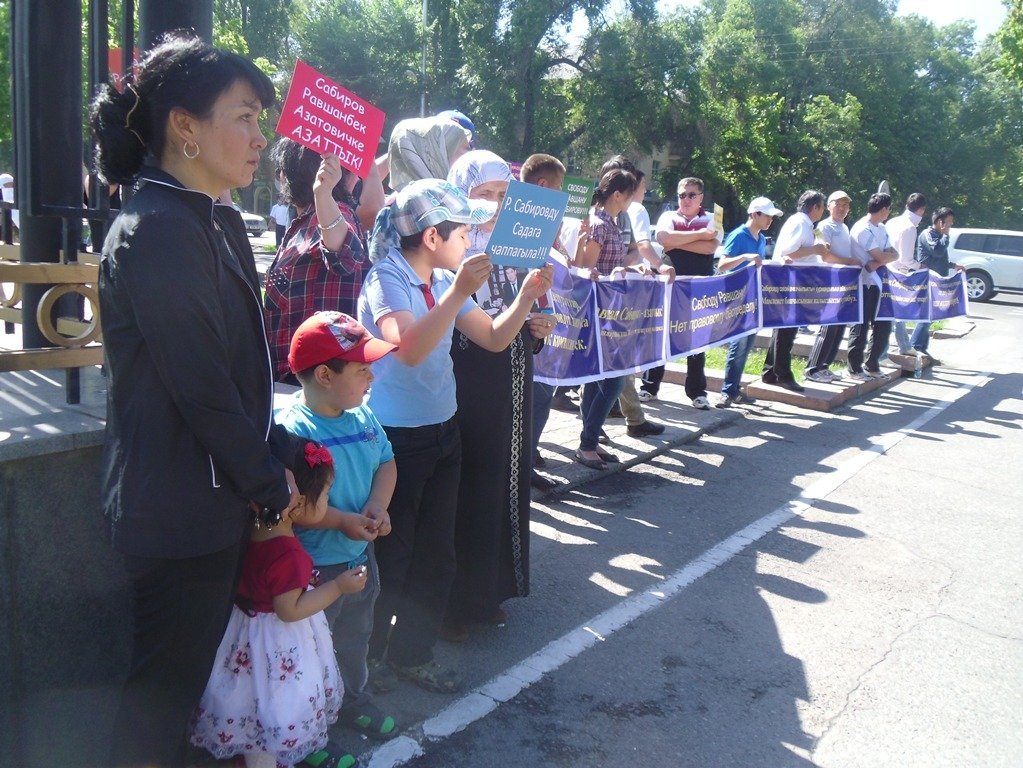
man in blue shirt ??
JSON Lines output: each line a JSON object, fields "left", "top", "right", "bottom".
{"left": 715, "top": 197, "right": 782, "bottom": 408}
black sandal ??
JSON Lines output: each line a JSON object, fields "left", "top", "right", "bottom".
{"left": 340, "top": 701, "right": 398, "bottom": 741}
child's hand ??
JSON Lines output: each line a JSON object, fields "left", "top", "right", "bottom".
{"left": 362, "top": 503, "right": 392, "bottom": 537}
{"left": 519, "top": 264, "right": 553, "bottom": 301}
{"left": 335, "top": 564, "right": 368, "bottom": 595}
{"left": 455, "top": 253, "right": 493, "bottom": 297}
{"left": 337, "top": 511, "right": 379, "bottom": 541}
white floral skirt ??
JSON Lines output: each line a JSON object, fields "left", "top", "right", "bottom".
{"left": 191, "top": 606, "right": 343, "bottom": 763}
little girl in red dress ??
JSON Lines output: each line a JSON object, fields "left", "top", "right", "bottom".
{"left": 191, "top": 439, "right": 368, "bottom": 768}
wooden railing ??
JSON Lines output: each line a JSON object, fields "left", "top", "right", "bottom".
{"left": 0, "top": 243, "right": 104, "bottom": 373}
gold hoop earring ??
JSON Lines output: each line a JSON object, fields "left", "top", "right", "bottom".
{"left": 183, "top": 140, "right": 200, "bottom": 160}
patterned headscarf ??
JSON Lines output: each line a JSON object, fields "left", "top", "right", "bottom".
{"left": 388, "top": 117, "right": 472, "bottom": 192}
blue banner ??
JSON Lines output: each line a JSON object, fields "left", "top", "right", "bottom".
{"left": 760, "top": 264, "right": 862, "bottom": 328}
{"left": 533, "top": 258, "right": 602, "bottom": 385}
{"left": 928, "top": 272, "right": 968, "bottom": 321}
{"left": 486, "top": 179, "right": 569, "bottom": 268}
{"left": 667, "top": 267, "right": 759, "bottom": 358}
{"left": 594, "top": 277, "right": 666, "bottom": 373}
{"left": 876, "top": 266, "right": 929, "bottom": 321}
{"left": 531, "top": 262, "right": 966, "bottom": 385}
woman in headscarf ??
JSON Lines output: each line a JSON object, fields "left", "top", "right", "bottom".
{"left": 442, "top": 150, "right": 555, "bottom": 641}
{"left": 387, "top": 116, "right": 472, "bottom": 192}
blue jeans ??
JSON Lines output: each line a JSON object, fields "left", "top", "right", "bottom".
{"left": 893, "top": 321, "right": 911, "bottom": 352}
{"left": 579, "top": 376, "right": 627, "bottom": 451}
{"left": 721, "top": 334, "right": 756, "bottom": 398}
{"left": 910, "top": 321, "right": 930, "bottom": 353}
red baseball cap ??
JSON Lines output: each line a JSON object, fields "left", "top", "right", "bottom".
{"left": 288, "top": 311, "right": 396, "bottom": 373}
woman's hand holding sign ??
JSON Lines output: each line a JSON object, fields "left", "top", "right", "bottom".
{"left": 519, "top": 263, "right": 553, "bottom": 303}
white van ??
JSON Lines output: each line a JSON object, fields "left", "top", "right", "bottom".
{"left": 947, "top": 228, "right": 1023, "bottom": 301}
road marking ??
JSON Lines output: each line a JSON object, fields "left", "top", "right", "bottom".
{"left": 365, "top": 372, "right": 992, "bottom": 768}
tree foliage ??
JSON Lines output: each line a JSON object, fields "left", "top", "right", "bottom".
{"left": 0, "top": 0, "right": 1019, "bottom": 226}
{"left": 997, "top": 0, "right": 1023, "bottom": 88}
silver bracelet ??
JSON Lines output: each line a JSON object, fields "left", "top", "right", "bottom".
{"left": 319, "top": 213, "right": 345, "bottom": 231}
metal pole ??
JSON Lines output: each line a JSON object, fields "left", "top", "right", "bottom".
{"left": 12, "top": 0, "right": 83, "bottom": 349}
{"left": 140, "top": 0, "right": 213, "bottom": 48}
{"left": 420, "top": 0, "right": 428, "bottom": 117}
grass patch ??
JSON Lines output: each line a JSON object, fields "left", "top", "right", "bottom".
{"left": 681, "top": 336, "right": 844, "bottom": 380}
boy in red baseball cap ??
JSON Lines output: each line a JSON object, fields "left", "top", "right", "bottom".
{"left": 276, "top": 311, "right": 401, "bottom": 757}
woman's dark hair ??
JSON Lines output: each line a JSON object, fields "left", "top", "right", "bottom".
{"left": 399, "top": 219, "right": 462, "bottom": 251}
{"left": 290, "top": 438, "right": 335, "bottom": 503}
{"left": 591, "top": 168, "right": 637, "bottom": 205}
{"left": 90, "top": 31, "right": 275, "bottom": 184}
{"left": 269, "top": 137, "right": 354, "bottom": 210}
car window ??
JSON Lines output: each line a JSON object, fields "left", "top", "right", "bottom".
{"left": 987, "top": 235, "right": 1023, "bottom": 257}
{"left": 954, "top": 233, "right": 986, "bottom": 252}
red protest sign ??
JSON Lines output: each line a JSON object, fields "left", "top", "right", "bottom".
{"left": 275, "top": 60, "right": 386, "bottom": 178}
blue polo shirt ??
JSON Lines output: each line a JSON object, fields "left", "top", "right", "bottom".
{"left": 357, "top": 246, "right": 476, "bottom": 427}
{"left": 276, "top": 397, "right": 394, "bottom": 566}
{"left": 722, "top": 224, "right": 766, "bottom": 269}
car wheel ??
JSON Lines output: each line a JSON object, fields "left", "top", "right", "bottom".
{"left": 965, "top": 270, "right": 994, "bottom": 302}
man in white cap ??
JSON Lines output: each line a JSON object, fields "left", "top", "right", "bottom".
{"left": 804, "top": 190, "right": 862, "bottom": 383}
{"left": 714, "top": 196, "right": 781, "bottom": 407}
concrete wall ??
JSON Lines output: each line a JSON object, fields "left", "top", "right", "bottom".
{"left": 0, "top": 444, "right": 131, "bottom": 766}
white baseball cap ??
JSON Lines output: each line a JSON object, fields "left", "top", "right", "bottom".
{"left": 827, "top": 190, "right": 851, "bottom": 204}
{"left": 747, "top": 196, "right": 783, "bottom": 216}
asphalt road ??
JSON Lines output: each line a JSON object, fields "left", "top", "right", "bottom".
{"left": 353, "top": 293, "right": 1023, "bottom": 768}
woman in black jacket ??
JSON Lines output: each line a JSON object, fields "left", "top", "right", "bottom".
{"left": 91, "top": 33, "right": 299, "bottom": 766}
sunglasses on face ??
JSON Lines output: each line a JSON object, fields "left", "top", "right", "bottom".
{"left": 678, "top": 191, "right": 702, "bottom": 199}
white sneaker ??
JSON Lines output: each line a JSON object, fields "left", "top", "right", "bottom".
{"left": 849, "top": 371, "right": 872, "bottom": 382}
{"left": 825, "top": 370, "right": 843, "bottom": 382}
{"left": 806, "top": 370, "right": 833, "bottom": 384}
{"left": 715, "top": 394, "right": 734, "bottom": 409}
{"left": 691, "top": 395, "right": 711, "bottom": 410}
{"left": 637, "top": 390, "right": 656, "bottom": 402}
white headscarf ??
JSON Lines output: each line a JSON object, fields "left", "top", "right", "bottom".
{"left": 447, "top": 150, "right": 516, "bottom": 317}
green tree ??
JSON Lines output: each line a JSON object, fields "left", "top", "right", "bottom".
{"left": 997, "top": 0, "right": 1023, "bottom": 88}
{"left": 291, "top": 0, "right": 422, "bottom": 143}
{"left": 214, "top": 0, "right": 292, "bottom": 63}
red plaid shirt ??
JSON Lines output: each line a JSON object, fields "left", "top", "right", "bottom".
{"left": 591, "top": 207, "right": 628, "bottom": 275}
{"left": 264, "top": 201, "right": 367, "bottom": 380}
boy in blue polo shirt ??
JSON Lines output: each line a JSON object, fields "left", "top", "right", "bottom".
{"left": 357, "top": 178, "right": 552, "bottom": 693}
{"left": 276, "top": 310, "right": 399, "bottom": 756}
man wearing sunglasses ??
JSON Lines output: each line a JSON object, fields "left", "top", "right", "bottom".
{"left": 649, "top": 177, "right": 721, "bottom": 410}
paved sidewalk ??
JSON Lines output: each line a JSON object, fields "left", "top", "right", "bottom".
{"left": 530, "top": 380, "right": 745, "bottom": 498}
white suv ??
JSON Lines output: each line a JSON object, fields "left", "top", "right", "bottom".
{"left": 947, "top": 228, "right": 1023, "bottom": 301}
